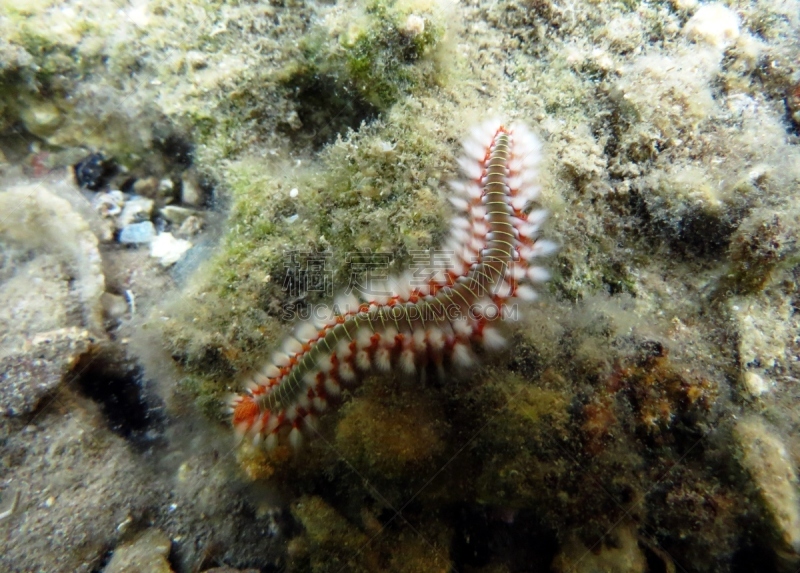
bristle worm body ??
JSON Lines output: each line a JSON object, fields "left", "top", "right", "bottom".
{"left": 229, "top": 120, "right": 554, "bottom": 449}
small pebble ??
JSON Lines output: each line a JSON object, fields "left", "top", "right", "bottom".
{"left": 181, "top": 172, "right": 205, "bottom": 206}
{"left": 119, "top": 221, "right": 156, "bottom": 244}
{"left": 150, "top": 232, "right": 192, "bottom": 266}
{"left": 132, "top": 177, "right": 159, "bottom": 198}
{"left": 160, "top": 205, "right": 198, "bottom": 225}
{"left": 101, "top": 292, "right": 129, "bottom": 321}
{"left": 117, "top": 197, "right": 154, "bottom": 229}
{"left": 158, "top": 178, "right": 177, "bottom": 203}
{"left": 92, "top": 191, "right": 126, "bottom": 218}
{"left": 177, "top": 215, "right": 203, "bottom": 237}
{"left": 74, "top": 152, "right": 117, "bottom": 191}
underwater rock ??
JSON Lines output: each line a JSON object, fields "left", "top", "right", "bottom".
{"left": 74, "top": 152, "right": 118, "bottom": 191}
{"left": 0, "top": 327, "right": 94, "bottom": 416}
{"left": 724, "top": 206, "right": 800, "bottom": 296}
{"left": 119, "top": 221, "right": 156, "bottom": 244}
{"left": 160, "top": 205, "right": 200, "bottom": 225}
{"left": 0, "top": 391, "right": 159, "bottom": 573}
{"left": 682, "top": 4, "right": 740, "bottom": 49}
{"left": 0, "top": 183, "right": 106, "bottom": 336}
{"left": 203, "top": 567, "right": 259, "bottom": 573}
{"left": 150, "top": 232, "right": 192, "bottom": 267}
{"left": 103, "top": 528, "right": 173, "bottom": 573}
{"left": 180, "top": 171, "right": 206, "bottom": 207}
{"left": 118, "top": 197, "right": 155, "bottom": 230}
{"left": 551, "top": 523, "right": 646, "bottom": 573}
{"left": 19, "top": 98, "right": 63, "bottom": 138}
{"left": 734, "top": 417, "right": 800, "bottom": 565}
{"left": 93, "top": 190, "right": 126, "bottom": 219}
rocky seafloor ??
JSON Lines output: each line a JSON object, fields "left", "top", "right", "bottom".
{"left": 1, "top": 0, "right": 799, "bottom": 571}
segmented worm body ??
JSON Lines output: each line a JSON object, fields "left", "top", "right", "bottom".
{"left": 229, "top": 120, "right": 554, "bottom": 449}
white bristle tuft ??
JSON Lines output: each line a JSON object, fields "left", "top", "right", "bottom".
{"left": 356, "top": 327, "right": 372, "bottom": 349}
{"left": 295, "top": 322, "right": 319, "bottom": 343}
{"left": 531, "top": 239, "right": 559, "bottom": 257}
{"left": 312, "top": 313, "right": 330, "bottom": 330}
{"left": 511, "top": 265, "right": 527, "bottom": 280}
{"left": 375, "top": 347, "right": 392, "bottom": 371}
{"left": 413, "top": 328, "right": 427, "bottom": 352}
{"left": 451, "top": 216, "right": 471, "bottom": 231}
{"left": 463, "top": 139, "right": 487, "bottom": 161}
{"left": 288, "top": 427, "right": 303, "bottom": 449}
{"left": 465, "top": 183, "right": 482, "bottom": 199}
{"left": 400, "top": 347, "right": 416, "bottom": 374}
{"left": 471, "top": 205, "right": 487, "bottom": 220}
{"left": 356, "top": 350, "right": 371, "bottom": 371}
{"left": 427, "top": 327, "right": 444, "bottom": 352}
{"left": 265, "top": 432, "right": 278, "bottom": 451}
{"left": 526, "top": 209, "right": 547, "bottom": 226}
{"left": 457, "top": 156, "right": 483, "bottom": 180}
{"left": 318, "top": 356, "right": 334, "bottom": 373}
{"left": 452, "top": 317, "right": 473, "bottom": 338}
{"left": 527, "top": 266, "right": 551, "bottom": 282}
{"left": 271, "top": 352, "right": 290, "bottom": 367}
{"left": 296, "top": 393, "right": 310, "bottom": 411}
{"left": 336, "top": 338, "right": 352, "bottom": 360}
{"left": 517, "top": 222, "right": 541, "bottom": 239}
{"left": 324, "top": 377, "right": 341, "bottom": 396}
{"left": 339, "top": 361, "right": 356, "bottom": 381}
{"left": 515, "top": 285, "right": 539, "bottom": 301}
{"left": 303, "top": 371, "right": 318, "bottom": 387}
{"left": 266, "top": 414, "right": 280, "bottom": 434}
{"left": 261, "top": 363, "right": 281, "bottom": 378}
{"left": 390, "top": 275, "right": 412, "bottom": 300}
{"left": 312, "top": 396, "right": 328, "bottom": 412}
{"left": 509, "top": 195, "right": 529, "bottom": 211}
{"left": 494, "top": 280, "right": 513, "bottom": 298}
{"left": 449, "top": 196, "right": 470, "bottom": 212}
{"left": 283, "top": 337, "right": 303, "bottom": 355}
{"left": 452, "top": 342, "right": 473, "bottom": 368}
{"left": 482, "top": 327, "right": 507, "bottom": 350}
{"left": 334, "top": 294, "right": 359, "bottom": 316}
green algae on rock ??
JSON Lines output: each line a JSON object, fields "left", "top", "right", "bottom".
{"left": 278, "top": 0, "right": 449, "bottom": 147}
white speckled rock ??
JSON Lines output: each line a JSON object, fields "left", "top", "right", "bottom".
{"left": 683, "top": 4, "right": 740, "bottom": 49}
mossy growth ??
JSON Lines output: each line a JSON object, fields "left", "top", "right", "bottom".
{"left": 278, "top": 0, "right": 448, "bottom": 147}
{"left": 288, "top": 495, "right": 451, "bottom": 573}
{"left": 714, "top": 205, "right": 800, "bottom": 299}
{"left": 335, "top": 374, "right": 448, "bottom": 478}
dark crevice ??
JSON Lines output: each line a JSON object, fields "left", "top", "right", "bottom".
{"left": 72, "top": 350, "right": 166, "bottom": 452}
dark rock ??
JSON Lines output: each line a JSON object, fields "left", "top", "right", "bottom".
{"left": 74, "top": 152, "right": 118, "bottom": 191}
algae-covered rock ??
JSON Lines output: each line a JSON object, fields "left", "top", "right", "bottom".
{"left": 551, "top": 523, "right": 647, "bottom": 573}
{"left": 734, "top": 417, "right": 800, "bottom": 565}
{"left": 279, "top": 0, "right": 449, "bottom": 147}
{"left": 0, "top": 183, "right": 106, "bottom": 336}
{"left": 335, "top": 377, "right": 446, "bottom": 477}
{"left": 103, "top": 528, "right": 173, "bottom": 573}
{"left": 289, "top": 495, "right": 451, "bottom": 573}
{"left": 0, "top": 327, "right": 94, "bottom": 416}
